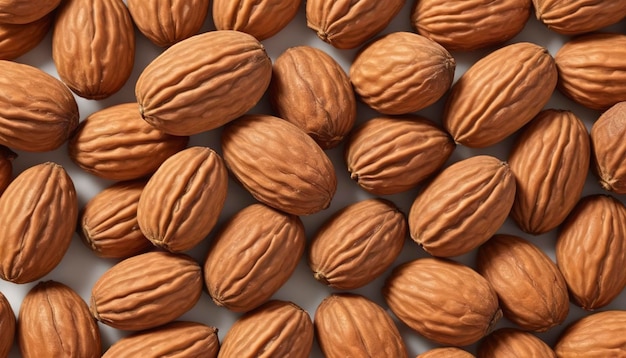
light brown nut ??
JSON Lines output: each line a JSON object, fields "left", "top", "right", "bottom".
{"left": 78, "top": 180, "right": 152, "bottom": 259}
{"left": 305, "top": 0, "right": 405, "bottom": 49}
{"left": 476, "top": 234, "right": 569, "bottom": 332}
{"left": 508, "top": 109, "right": 590, "bottom": 235}
{"left": 308, "top": 198, "right": 407, "bottom": 290}
{"left": 383, "top": 257, "right": 502, "bottom": 346}
{"left": 204, "top": 203, "right": 305, "bottom": 312}
{"left": 0, "top": 12, "right": 52, "bottom": 60}
{"left": 102, "top": 321, "right": 219, "bottom": 358}
{"left": 270, "top": 46, "right": 356, "bottom": 149}
{"left": 555, "top": 194, "right": 626, "bottom": 310}
{"left": 137, "top": 146, "right": 228, "bottom": 253}
{"left": 17, "top": 281, "right": 101, "bottom": 358}
{"left": 213, "top": 0, "right": 301, "bottom": 41}
{"left": 591, "top": 101, "right": 626, "bottom": 193}
{"left": 478, "top": 328, "right": 556, "bottom": 358}
{"left": 136, "top": 30, "right": 272, "bottom": 136}
{"left": 52, "top": 0, "right": 135, "bottom": 99}
{"left": 68, "top": 103, "right": 189, "bottom": 181}
{"left": 344, "top": 115, "right": 455, "bottom": 195}
{"left": 408, "top": 155, "right": 516, "bottom": 258}
{"left": 221, "top": 114, "right": 337, "bottom": 216}
{"left": 418, "top": 347, "right": 475, "bottom": 358}
{"left": 444, "top": 42, "right": 557, "bottom": 148}
{"left": 0, "top": 163, "right": 77, "bottom": 284}
{"left": 411, "top": 0, "right": 531, "bottom": 51}
{"left": 533, "top": 0, "right": 626, "bottom": 35}
{"left": 555, "top": 310, "right": 626, "bottom": 357}
{"left": 0, "top": 0, "right": 60, "bottom": 24}
{"left": 350, "top": 32, "right": 455, "bottom": 115}
{"left": 0, "top": 291, "right": 15, "bottom": 358}
{"left": 127, "top": 0, "right": 209, "bottom": 47}
{"left": 0, "top": 146, "right": 15, "bottom": 195}
{"left": 90, "top": 251, "right": 203, "bottom": 331}
{"left": 315, "top": 293, "right": 408, "bottom": 358}
{"left": 0, "top": 60, "right": 78, "bottom": 152}
{"left": 218, "top": 300, "right": 314, "bottom": 358}
{"left": 555, "top": 33, "right": 626, "bottom": 111}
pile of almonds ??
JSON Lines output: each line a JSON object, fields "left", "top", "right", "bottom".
{"left": 0, "top": 0, "right": 625, "bottom": 357}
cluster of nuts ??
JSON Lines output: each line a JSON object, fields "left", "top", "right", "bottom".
{"left": 0, "top": 0, "right": 625, "bottom": 357}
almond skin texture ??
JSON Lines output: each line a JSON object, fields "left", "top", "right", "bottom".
{"left": 478, "top": 328, "right": 556, "bottom": 358}
{"left": 556, "top": 194, "right": 626, "bottom": 310}
{"left": 0, "top": 0, "right": 60, "bottom": 24}
{"left": 0, "top": 60, "right": 78, "bottom": 152}
{"left": 0, "top": 291, "right": 15, "bottom": 358}
{"left": 218, "top": 300, "right": 314, "bottom": 358}
{"left": 444, "top": 42, "right": 557, "bottom": 148}
{"left": 591, "top": 101, "right": 626, "bottom": 193}
{"left": 345, "top": 115, "right": 455, "bottom": 195}
{"left": 412, "top": 0, "right": 531, "bottom": 51}
{"left": 52, "top": 0, "right": 135, "bottom": 99}
{"left": 306, "top": 0, "right": 405, "bottom": 49}
{"left": 221, "top": 114, "right": 337, "bottom": 216}
{"left": 0, "top": 146, "right": 15, "bottom": 195}
{"left": 508, "top": 109, "right": 590, "bottom": 235}
{"left": 270, "top": 46, "right": 356, "bottom": 149}
{"left": 533, "top": 0, "right": 626, "bottom": 35}
{"left": 102, "top": 321, "right": 220, "bottom": 358}
{"left": 68, "top": 103, "right": 189, "bottom": 181}
{"left": 0, "top": 163, "right": 77, "bottom": 284}
{"left": 418, "top": 347, "right": 475, "bottom": 358}
{"left": 308, "top": 199, "right": 407, "bottom": 290}
{"left": 408, "top": 155, "right": 516, "bottom": 258}
{"left": 350, "top": 32, "right": 455, "bottom": 115}
{"left": 383, "top": 257, "right": 502, "bottom": 346}
{"left": 204, "top": 203, "right": 305, "bottom": 312}
{"left": 213, "top": 0, "right": 301, "bottom": 41}
{"left": 90, "top": 251, "right": 203, "bottom": 331}
{"left": 555, "top": 310, "right": 626, "bottom": 357}
{"left": 127, "top": 0, "right": 209, "bottom": 47}
{"left": 0, "top": 12, "right": 52, "bottom": 60}
{"left": 79, "top": 180, "right": 152, "bottom": 259}
{"left": 137, "top": 146, "right": 228, "bottom": 253}
{"left": 476, "top": 234, "right": 569, "bottom": 332}
{"left": 314, "top": 293, "right": 408, "bottom": 358}
{"left": 555, "top": 33, "right": 626, "bottom": 111}
{"left": 18, "top": 281, "right": 101, "bottom": 358}
{"left": 136, "top": 30, "right": 272, "bottom": 136}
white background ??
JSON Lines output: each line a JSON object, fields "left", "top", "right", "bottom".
{"left": 1, "top": 1, "right": 626, "bottom": 357}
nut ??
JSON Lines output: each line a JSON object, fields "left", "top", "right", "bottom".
{"left": 555, "top": 310, "right": 626, "bottom": 357}
{"left": 591, "top": 101, "right": 626, "bottom": 193}
{"left": 0, "top": 291, "right": 15, "bottom": 358}
{"left": 478, "top": 328, "right": 556, "bottom": 358}
{"left": 213, "top": 0, "right": 300, "bottom": 41}
{"left": 533, "top": 0, "right": 626, "bottom": 34}
{"left": 418, "top": 347, "right": 475, "bottom": 358}
{"left": 0, "top": 0, "right": 60, "bottom": 24}
{"left": 0, "top": 12, "right": 52, "bottom": 60}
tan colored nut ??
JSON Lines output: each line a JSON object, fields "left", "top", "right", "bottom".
{"left": 0, "top": 60, "right": 78, "bottom": 152}
{"left": 306, "top": 0, "right": 404, "bottom": 49}
{"left": 0, "top": 146, "right": 15, "bottom": 195}
{"left": 350, "top": 32, "right": 455, "bottom": 115}
{"left": 0, "top": 163, "right": 77, "bottom": 284}
{"left": 314, "top": 293, "right": 408, "bottom": 358}
{"left": 0, "top": 291, "right": 15, "bottom": 358}
{"left": 418, "top": 347, "right": 475, "bottom": 358}
{"left": 556, "top": 194, "right": 626, "bottom": 310}
{"left": 213, "top": 0, "right": 300, "bottom": 41}
{"left": 102, "top": 321, "right": 220, "bottom": 358}
{"left": 204, "top": 203, "right": 305, "bottom": 312}
{"left": 383, "top": 257, "right": 502, "bottom": 346}
{"left": 477, "top": 234, "right": 569, "bottom": 332}
{"left": 79, "top": 179, "right": 152, "bottom": 259}
{"left": 555, "top": 33, "right": 626, "bottom": 111}
{"left": 555, "top": 310, "right": 626, "bottom": 357}
{"left": 270, "top": 45, "right": 356, "bottom": 149}
{"left": 18, "top": 281, "right": 101, "bottom": 358}
{"left": 218, "top": 300, "right": 314, "bottom": 357}
{"left": 345, "top": 115, "right": 455, "bottom": 195}
{"left": 90, "top": 251, "right": 203, "bottom": 331}
{"left": 591, "top": 101, "right": 626, "bottom": 194}
{"left": 127, "top": 0, "right": 209, "bottom": 47}
{"left": 136, "top": 30, "right": 272, "bottom": 136}
{"left": 412, "top": 0, "right": 531, "bottom": 51}
{"left": 68, "top": 103, "right": 189, "bottom": 181}
{"left": 444, "top": 42, "right": 557, "bottom": 148}
{"left": 53, "top": 0, "right": 135, "bottom": 99}
{"left": 508, "top": 109, "right": 590, "bottom": 235}
{"left": 308, "top": 198, "right": 407, "bottom": 290}
{"left": 533, "top": 0, "right": 626, "bottom": 35}
{"left": 408, "top": 155, "right": 516, "bottom": 258}
{"left": 0, "top": 12, "right": 52, "bottom": 60}
{"left": 478, "top": 328, "right": 556, "bottom": 358}
{"left": 222, "top": 114, "right": 337, "bottom": 216}
{"left": 0, "top": 0, "right": 60, "bottom": 24}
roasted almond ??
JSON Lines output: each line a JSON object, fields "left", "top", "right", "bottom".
{"left": 0, "top": 0, "right": 60, "bottom": 24}
{"left": 478, "top": 328, "right": 556, "bottom": 358}
{"left": 533, "top": 0, "right": 626, "bottom": 35}
{"left": 555, "top": 310, "right": 626, "bottom": 357}
{"left": 591, "top": 101, "right": 626, "bottom": 193}
{"left": 0, "top": 11, "right": 52, "bottom": 60}
{"left": 213, "top": 0, "right": 301, "bottom": 41}
{"left": 0, "top": 291, "right": 15, "bottom": 358}
{"left": 418, "top": 347, "right": 475, "bottom": 358}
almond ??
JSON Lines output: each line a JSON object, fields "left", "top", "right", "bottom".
{"left": 478, "top": 328, "right": 556, "bottom": 358}
{"left": 213, "top": 0, "right": 301, "bottom": 41}
{"left": 418, "top": 348, "right": 475, "bottom": 358}
{"left": 0, "top": 12, "right": 52, "bottom": 60}
{"left": 0, "top": 0, "right": 60, "bottom": 24}
{"left": 533, "top": 0, "right": 626, "bottom": 35}
{"left": 555, "top": 310, "right": 626, "bottom": 357}
{"left": 0, "top": 291, "right": 15, "bottom": 358}
{"left": 591, "top": 101, "right": 626, "bottom": 193}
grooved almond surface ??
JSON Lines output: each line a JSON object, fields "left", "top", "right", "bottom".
{"left": 555, "top": 310, "right": 626, "bottom": 357}
{"left": 0, "top": 0, "right": 60, "bottom": 24}
{"left": 478, "top": 328, "right": 556, "bottom": 358}
{"left": 591, "top": 101, "right": 626, "bottom": 194}
{"left": 213, "top": 0, "right": 301, "bottom": 41}
{"left": 533, "top": 0, "right": 626, "bottom": 35}
{"left": 0, "top": 12, "right": 52, "bottom": 60}
{"left": 0, "top": 291, "right": 14, "bottom": 358}
{"left": 418, "top": 347, "right": 475, "bottom": 358}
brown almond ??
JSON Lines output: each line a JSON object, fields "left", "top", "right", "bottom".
{"left": 555, "top": 310, "right": 626, "bottom": 357}
{"left": 478, "top": 328, "right": 556, "bottom": 358}
{"left": 408, "top": 155, "right": 516, "bottom": 258}
{"left": 315, "top": 293, "right": 408, "bottom": 358}
{"left": 0, "top": 291, "right": 15, "bottom": 358}
{"left": 0, "top": 163, "right": 77, "bottom": 284}
{"left": 0, "top": 146, "right": 15, "bottom": 195}
{"left": 533, "top": 0, "right": 626, "bottom": 35}
{"left": 418, "top": 347, "right": 475, "bottom": 358}
{"left": 0, "top": 0, "right": 60, "bottom": 24}
{"left": 213, "top": 0, "right": 300, "bottom": 41}
{"left": 0, "top": 12, "right": 52, "bottom": 60}
{"left": 591, "top": 101, "right": 626, "bottom": 193}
